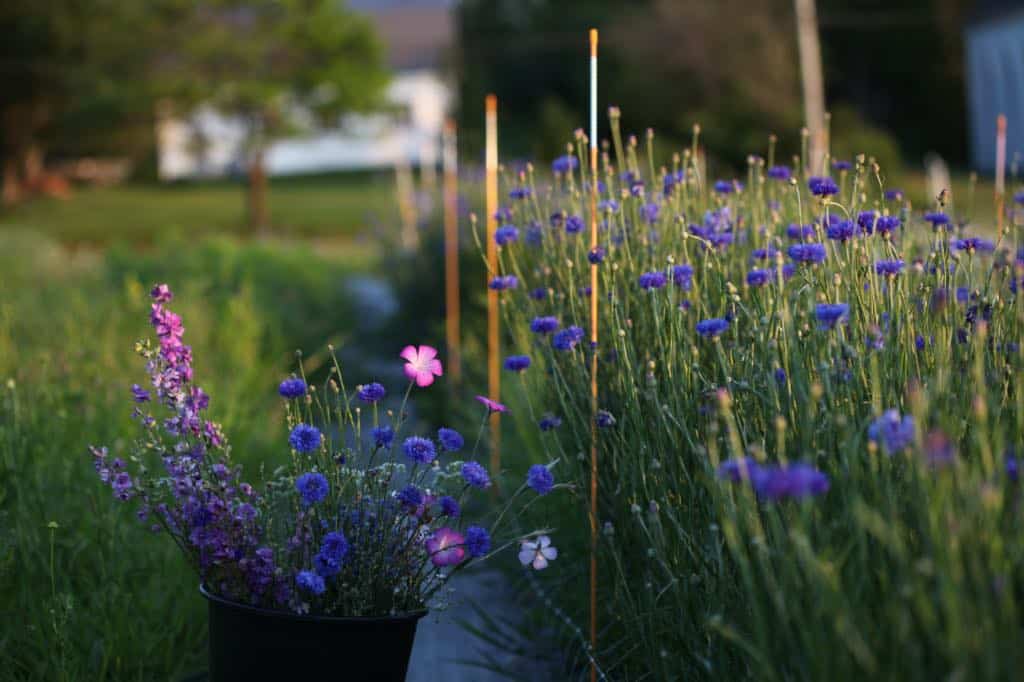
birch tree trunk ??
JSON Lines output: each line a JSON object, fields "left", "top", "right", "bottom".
{"left": 794, "top": 0, "right": 827, "bottom": 175}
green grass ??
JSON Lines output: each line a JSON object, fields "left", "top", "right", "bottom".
{"left": 0, "top": 172, "right": 398, "bottom": 245}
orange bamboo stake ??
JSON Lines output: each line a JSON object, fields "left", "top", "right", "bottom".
{"left": 443, "top": 118, "right": 461, "bottom": 385}
{"left": 996, "top": 114, "right": 1006, "bottom": 236}
{"left": 588, "top": 27, "right": 600, "bottom": 682}
{"left": 485, "top": 95, "right": 501, "bottom": 473}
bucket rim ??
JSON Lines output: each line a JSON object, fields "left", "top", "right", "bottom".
{"left": 199, "top": 584, "right": 429, "bottom": 624}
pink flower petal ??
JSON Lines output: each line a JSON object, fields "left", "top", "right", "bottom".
{"left": 404, "top": 364, "right": 420, "bottom": 383}
{"left": 418, "top": 345, "right": 438, "bottom": 360}
{"left": 415, "top": 370, "right": 435, "bottom": 387}
{"left": 427, "top": 358, "right": 443, "bottom": 376}
{"left": 400, "top": 345, "right": 419, "bottom": 363}
{"left": 532, "top": 554, "right": 549, "bottom": 570}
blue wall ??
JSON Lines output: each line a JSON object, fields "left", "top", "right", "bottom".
{"left": 965, "top": 12, "right": 1024, "bottom": 171}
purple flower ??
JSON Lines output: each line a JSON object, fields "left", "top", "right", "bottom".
{"left": 884, "top": 189, "right": 904, "bottom": 201}
{"left": 868, "top": 410, "right": 915, "bottom": 453}
{"left": 296, "top": 472, "right": 329, "bottom": 507}
{"left": 696, "top": 318, "right": 729, "bottom": 338}
{"left": 774, "top": 367, "right": 787, "bottom": 384}
{"left": 530, "top": 316, "right": 559, "bottom": 334}
{"left": 509, "top": 187, "right": 531, "bottom": 200}
{"left": 767, "top": 165, "right": 791, "bottom": 181}
{"left": 641, "top": 203, "right": 660, "bottom": 224}
{"left": 552, "top": 325, "right": 585, "bottom": 351}
{"left": 788, "top": 243, "right": 827, "bottom": 264}
{"left": 296, "top": 570, "right": 325, "bottom": 595}
{"left": 875, "top": 215, "right": 901, "bottom": 235}
{"left": 826, "top": 219, "right": 858, "bottom": 242}
{"left": 495, "top": 225, "right": 519, "bottom": 246}
{"left": 425, "top": 527, "right": 465, "bottom": 567}
{"left": 150, "top": 284, "right": 173, "bottom": 303}
{"left": 465, "top": 526, "right": 491, "bottom": 557}
{"left": 815, "top": 303, "right": 849, "bottom": 330}
{"left": 639, "top": 271, "right": 667, "bottom": 290}
{"left": 808, "top": 176, "right": 839, "bottom": 196}
{"left": 488, "top": 275, "right": 519, "bottom": 291}
{"left": 539, "top": 414, "right": 562, "bottom": 431}
{"left": 672, "top": 264, "right": 694, "bottom": 290}
{"left": 461, "top": 461, "right": 491, "bottom": 489}
{"left": 357, "top": 382, "right": 386, "bottom": 403}
{"left": 598, "top": 199, "right": 619, "bottom": 213}
{"left": 438, "top": 427, "right": 464, "bottom": 452}
{"left": 565, "top": 215, "right": 585, "bottom": 234}
{"left": 857, "top": 211, "right": 878, "bottom": 233}
{"left": 131, "top": 384, "right": 151, "bottom": 403}
{"left": 786, "top": 223, "right": 816, "bottom": 241}
{"left": 595, "top": 410, "right": 615, "bottom": 428}
{"left": 403, "top": 436, "right": 437, "bottom": 464}
{"left": 476, "top": 395, "right": 508, "bottom": 413}
{"left": 396, "top": 485, "right": 423, "bottom": 509}
{"left": 588, "top": 247, "right": 606, "bottom": 265}
{"left": 747, "top": 269, "right": 771, "bottom": 287}
{"left": 717, "top": 457, "right": 763, "bottom": 483}
{"left": 439, "top": 496, "right": 460, "bottom": 517}
{"left": 552, "top": 155, "right": 579, "bottom": 174}
{"left": 875, "top": 259, "right": 904, "bottom": 276}
{"left": 924, "top": 212, "right": 950, "bottom": 228}
{"left": 527, "top": 464, "right": 554, "bottom": 495}
{"left": 289, "top": 424, "right": 322, "bottom": 453}
{"left": 952, "top": 237, "right": 995, "bottom": 253}
{"left": 372, "top": 425, "right": 394, "bottom": 449}
{"left": 504, "top": 355, "right": 531, "bottom": 372}
{"left": 278, "top": 377, "right": 307, "bottom": 399}
{"left": 755, "top": 463, "right": 830, "bottom": 500}
{"left": 831, "top": 159, "right": 852, "bottom": 171}
{"left": 320, "top": 531, "right": 349, "bottom": 563}
{"left": 112, "top": 472, "right": 133, "bottom": 500}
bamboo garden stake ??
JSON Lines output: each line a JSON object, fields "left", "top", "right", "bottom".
{"left": 485, "top": 95, "right": 501, "bottom": 473}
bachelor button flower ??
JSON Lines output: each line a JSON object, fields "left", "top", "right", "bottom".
{"left": 530, "top": 316, "right": 559, "bottom": 334}
{"left": 756, "top": 463, "right": 830, "bottom": 500}
{"left": 747, "top": 269, "right": 771, "bottom": 287}
{"left": 529, "top": 287, "right": 548, "bottom": 301}
{"left": 437, "top": 427, "right": 464, "bottom": 452}
{"left": 565, "top": 214, "right": 585, "bottom": 234}
{"left": 774, "top": 368, "right": 787, "bottom": 384}
{"left": 372, "top": 425, "right": 394, "bottom": 449}
{"left": 527, "top": 464, "right": 554, "bottom": 495}
{"left": 717, "top": 457, "right": 763, "bottom": 483}
{"left": 278, "top": 377, "right": 307, "bottom": 399}
{"left": 552, "top": 155, "right": 579, "bottom": 174}
{"left": 396, "top": 484, "right": 423, "bottom": 509}
{"left": 494, "top": 206, "right": 512, "bottom": 222}
{"left": 952, "top": 237, "right": 995, "bottom": 253}
{"left": 465, "top": 526, "right": 491, "bottom": 557}
{"left": 857, "top": 211, "right": 878, "bottom": 233}
{"left": 461, "top": 461, "right": 491, "bottom": 489}
{"left": 403, "top": 436, "right": 436, "bottom": 464}
{"left": 552, "top": 325, "right": 585, "bottom": 351}
{"left": 826, "top": 219, "right": 858, "bottom": 242}
{"left": 875, "top": 215, "right": 901, "bottom": 235}
{"left": 476, "top": 395, "right": 508, "bottom": 413}
{"left": 539, "top": 414, "right": 562, "bottom": 431}
{"left": 832, "top": 159, "right": 852, "bottom": 171}
{"left": 598, "top": 199, "right": 619, "bottom": 213}
{"left": 868, "top": 410, "right": 915, "bottom": 453}
{"left": 595, "top": 410, "right": 615, "bottom": 428}
{"left": 131, "top": 384, "right": 151, "bottom": 403}
{"left": 495, "top": 225, "right": 519, "bottom": 246}
{"left": 672, "top": 264, "right": 694, "bottom": 290}
{"left": 924, "top": 212, "right": 950, "bottom": 228}
{"left": 875, "top": 259, "right": 905, "bottom": 277}
{"left": 401, "top": 344, "right": 443, "bottom": 387}
{"left": 519, "top": 536, "right": 558, "bottom": 570}
{"left": 588, "top": 247, "right": 606, "bottom": 265}
{"left": 808, "top": 176, "right": 839, "bottom": 196}
{"left": 885, "top": 189, "right": 904, "bottom": 201}
{"left": 425, "top": 527, "right": 466, "bottom": 567}
{"left": 696, "top": 318, "right": 729, "bottom": 338}
{"left": 788, "top": 243, "right": 827, "bottom": 264}
{"left": 488, "top": 275, "right": 519, "bottom": 290}
{"left": 509, "top": 187, "right": 531, "bottom": 200}
{"left": 815, "top": 303, "right": 850, "bottom": 330}
{"left": 915, "top": 335, "right": 927, "bottom": 351}
{"left": 296, "top": 570, "right": 325, "bottom": 595}
{"left": 289, "top": 424, "right": 322, "bottom": 453}
{"left": 438, "top": 496, "right": 460, "bottom": 517}
{"left": 321, "top": 531, "right": 349, "bottom": 564}
{"left": 713, "top": 179, "right": 734, "bottom": 194}
{"left": 641, "top": 203, "right": 660, "bottom": 224}
{"left": 357, "top": 382, "right": 386, "bottom": 403}
{"left": 786, "top": 223, "right": 816, "bottom": 241}
{"left": 296, "top": 472, "right": 329, "bottom": 507}
{"left": 639, "top": 271, "right": 667, "bottom": 290}
{"left": 504, "top": 355, "right": 531, "bottom": 372}
{"left": 767, "top": 165, "right": 791, "bottom": 181}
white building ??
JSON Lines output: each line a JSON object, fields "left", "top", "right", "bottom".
{"left": 156, "top": 2, "right": 454, "bottom": 180}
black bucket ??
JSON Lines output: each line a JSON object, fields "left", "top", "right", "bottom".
{"left": 200, "top": 585, "right": 427, "bottom": 681}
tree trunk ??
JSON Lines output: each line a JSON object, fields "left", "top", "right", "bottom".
{"left": 794, "top": 0, "right": 827, "bottom": 175}
{"left": 247, "top": 146, "right": 268, "bottom": 233}
{"left": 2, "top": 157, "right": 21, "bottom": 206}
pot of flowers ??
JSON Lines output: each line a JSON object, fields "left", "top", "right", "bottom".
{"left": 89, "top": 284, "right": 564, "bottom": 682}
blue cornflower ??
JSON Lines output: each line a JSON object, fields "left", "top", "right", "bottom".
{"left": 396, "top": 484, "right": 423, "bottom": 509}
{"left": 714, "top": 179, "right": 734, "bottom": 194}
{"left": 372, "top": 425, "right": 394, "bottom": 449}
{"left": 493, "top": 206, "right": 512, "bottom": 222}
{"left": 489, "top": 275, "right": 518, "bottom": 291}
{"left": 832, "top": 159, "right": 852, "bottom": 171}
{"left": 598, "top": 199, "right": 619, "bottom": 213}
{"left": 529, "top": 287, "right": 548, "bottom": 301}
{"left": 788, "top": 243, "right": 827, "bottom": 264}
{"left": 815, "top": 303, "right": 849, "bottom": 330}
{"left": 595, "top": 410, "right": 615, "bottom": 428}
{"left": 717, "top": 457, "right": 763, "bottom": 483}
{"left": 641, "top": 203, "right": 660, "bottom": 223}
{"left": 527, "top": 464, "right": 554, "bottom": 495}
{"left": 278, "top": 377, "right": 307, "bottom": 399}
{"left": 672, "top": 264, "right": 694, "bottom": 290}
{"left": 525, "top": 224, "right": 543, "bottom": 246}
{"left": 437, "top": 427, "right": 464, "bottom": 452}
{"left": 774, "top": 367, "right": 787, "bottom": 384}
{"left": 495, "top": 225, "right": 519, "bottom": 246}
{"left": 755, "top": 463, "right": 830, "bottom": 500}
{"left": 552, "top": 155, "right": 579, "bottom": 174}
{"left": 875, "top": 215, "right": 901, "bottom": 235}
{"left": 403, "top": 436, "right": 436, "bottom": 464}
{"left": 826, "top": 219, "right": 858, "bottom": 242}
{"left": 289, "top": 424, "right": 322, "bottom": 453}
{"left": 786, "top": 223, "right": 816, "bottom": 241}
{"left": 875, "top": 259, "right": 904, "bottom": 277}
{"left": 808, "top": 176, "right": 839, "bottom": 196}
{"left": 296, "top": 570, "right": 325, "bottom": 595}
{"left": 565, "top": 214, "right": 585, "bottom": 234}
{"left": 696, "top": 318, "right": 729, "bottom": 338}
{"left": 915, "top": 335, "right": 927, "bottom": 351}
{"left": 357, "top": 382, "right": 386, "bottom": 403}
{"left": 552, "top": 325, "right": 585, "bottom": 351}
{"left": 747, "top": 269, "right": 771, "bottom": 287}
{"left": 588, "top": 246, "right": 606, "bottom": 264}
{"left": 663, "top": 170, "right": 685, "bottom": 195}
{"left": 296, "top": 472, "right": 329, "bottom": 507}
{"left": 857, "top": 211, "right": 878, "bottom": 233}
{"left": 320, "top": 531, "right": 349, "bottom": 563}
{"left": 438, "top": 496, "right": 460, "bottom": 517}
{"left": 767, "top": 165, "right": 791, "bottom": 181}
{"left": 504, "top": 355, "right": 531, "bottom": 372}
{"left": 461, "top": 461, "right": 491, "bottom": 489}
{"left": 509, "top": 187, "right": 531, "bottom": 200}
{"left": 530, "top": 316, "right": 559, "bottom": 334}
{"left": 639, "top": 271, "right": 667, "bottom": 290}
{"left": 751, "top": 247, "right": 778, "bottom": 261}
{"left": 539, "top": 414, "right": 562, "bottom": 431}
{"left": 952, "top": 237, "right": 995, "bottom": 253}
{"left": 465, "top": 526, "right": 491, "bottom": 558}
{"left": 884, "top": 189, "right": 904, "bottom": 201}
{"left": 868, "top": 410, "right": 915, "bottom": 453}
{"left": 924, "top": 212, "right": 950, "bottom": 228}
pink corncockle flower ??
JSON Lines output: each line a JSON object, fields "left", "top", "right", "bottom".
{"left": 425, "top": 527, "right": 465, "bottom": 567}
{"left": 475, "top": 395, "right": 508, "bottom": 413}
{"left": 519, "top": 535, "right": 557, "bottom": 570}
{"left": 401, "top": 345, "right": 444, "bottom": 387}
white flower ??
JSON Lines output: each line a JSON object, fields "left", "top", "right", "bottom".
{"left": 518, "top": 535, "right": 558, "bottom": 570}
